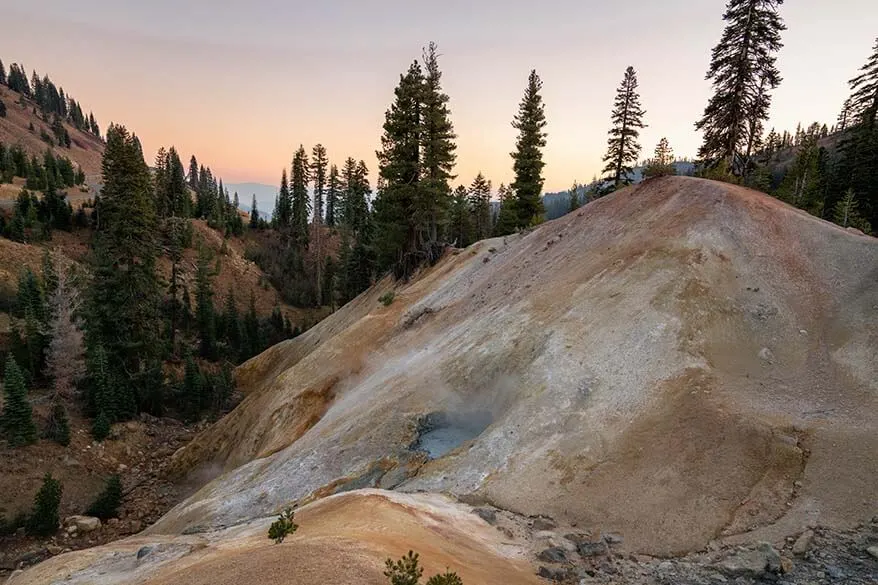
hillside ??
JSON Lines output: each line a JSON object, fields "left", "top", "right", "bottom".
{"left": 11, "top": 177, "right": 876, "bottom": 584}
{"left": 0, "top": 84, "right": 104, "bottom": 207}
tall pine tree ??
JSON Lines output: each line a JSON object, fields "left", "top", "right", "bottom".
{"left": 418, "top": 42, "right": 457, "bottom": 251}
{"left": 85, "top": 124, "right": 161, "bottom": 418}
{"left": 602, "top": 66, "right": 647, "bottom": 189}
{"left": 510, "top": 70, "right": 547, "bottom": 228}
{"left": 696, "top": 0, "right": 786, "bottom": 177}
{"left": 291, "top": 146, "right": 310, "bottom": 248}
{"left": 468, "top": 173, "right": 492, "bottom": 241}
{"left": 1, "top": 356, "right": 37, "bottom": 447}
{"left": 326, "top": 164, "right": 341, "bottom": 228}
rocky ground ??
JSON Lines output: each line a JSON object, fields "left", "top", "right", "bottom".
{"left": 472, "top": 504, "right": 878, "bottom": 585}
{"left": 0, "top": 414, "right": 202, "bottom": 578}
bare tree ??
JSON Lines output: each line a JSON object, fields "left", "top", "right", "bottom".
{"left": 45, "top": 255, "right": 86, "bottom": 399}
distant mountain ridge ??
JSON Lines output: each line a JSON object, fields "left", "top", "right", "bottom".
{"left": 225, "top": 182, "right": 277, "bottom": 214}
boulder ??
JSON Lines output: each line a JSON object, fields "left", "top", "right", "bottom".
{"left": 532, "top": 516, "right": 556, "bottom": 531}
{"left": 716, "top": 542, "right": 782, "bottom": 578}
{"left": 867, "top": 546, "right": 878, "bottom": 560}
{"left": 537, "top": 547, "right": 568, "bottom": 563}
{"left": 792, "top": 529, "right": 814, "bottom": 555}
{"left": 64, "top": 515, "right": 101, "bottom": 533}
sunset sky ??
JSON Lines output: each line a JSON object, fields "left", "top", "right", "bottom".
{"left": 4, "top": 1, "right": 878, "bottom": 195}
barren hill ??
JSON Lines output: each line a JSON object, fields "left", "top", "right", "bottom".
{"left": 11, "top": 177, "right": 878, "bottom": 583}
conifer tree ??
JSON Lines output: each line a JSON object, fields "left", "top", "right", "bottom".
{"left": 311, "top": 144, "right": 328, "bottom": 304}
{"left": 468, "top": 173, "right": 492, "bottom": 241}
{"left": 695, "top": 0, "right": 786, "bottom": 176}
{"left": 250, "top": 194, "right": 259, "bottom": 229}
{"left": 326, "top": 164, "right": 341, "bottom": 227}
{"left": 374, "top": 61, "right": 425, "bottom": 273}
{"left": 46, "top": 259, "right": 85, "bottom": 399}
{"left": 602, "top": 67, "right": 646, "bottom": 188}
{"left": 568, "top": 182, "right": 581, "bottom": 212}
{"left": 493, "top": 183, "right": 518, "bottom": 236}
{"left": 275, "top": 169, "right": 292, "bottom": 229}
{"left": 0, "top": 58, "right": 6, "bottom": 85}
{"left": 27, "top": 473, "right": 61, "bottom": 536}
{"left": 188, "top": 156, "right": 199, "bottom": 191}
{"left": 291, "top": 146, "right": 311, "bottom": 248}
{"left": 86, "top": 124, "right": 160, "bottom": 418}
{"left": 418, "top": 42, "right": 457, "bottom": 250}
{"left": 195, "top": 246, "right": 216, "bottom": 358}
{"left": 832, "top": 189, "right": 872, "bottom": 233}
{"left": 644, "top": 138, "right": 676, "bottom": 179}
{"left": 1, "top": 356, "right": 37, "bottom": 447}
{"left": 448, "top": 185, "right": 473, "bottom": 248}
{"left": 86, "top": 475, "right": 122, "bottom": 519}
{"left": 848, "top": 37, "right": 878, "bottom": 125}
{"left": 510, "top": 70, "right": 547, "bottom": 228}
{"left": 46, "top": 401, "right": 70, "bottom": 446}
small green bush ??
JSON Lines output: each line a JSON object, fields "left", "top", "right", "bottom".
{"left": 385, "top": 551, "right": 463, "bottom": 585}
{"left": 92, "top": 410, "right": 111, "bottom": 441}
{"left": 268, "top": 507, "right": 298, "bottom": 544}
{"left": 27, "top": 473, "right": 62, "bottom": 536}
{"left": 379, "top": 292, "right": 395, "bottom": 307}
{"left": 86, "top": 475, "right": 123, "bottom": 519}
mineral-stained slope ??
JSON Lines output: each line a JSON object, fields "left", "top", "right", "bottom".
{"left": 159, "top": 177, "right": 877, "bottom": 555}
{"left": 12, "top": 176, "right": 878, "bottom": 584}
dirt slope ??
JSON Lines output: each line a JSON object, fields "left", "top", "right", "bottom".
{"left": 8, "top": 491, "right": 539, "bottom": 585}
{"left": 12, "top": 177, "right": 878, "bottom": 582}
{"left": 0, "top": 84, "right": 104, "bottom": 207}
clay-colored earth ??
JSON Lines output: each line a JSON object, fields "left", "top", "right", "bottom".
{"left": 11, "top": 176, "right": 878, "bottom": 583}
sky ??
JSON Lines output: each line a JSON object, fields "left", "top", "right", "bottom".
{"left": 3, "top": 0, "right": 877, "bottom": 195}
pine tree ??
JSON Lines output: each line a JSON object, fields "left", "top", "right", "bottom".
{"left": 45, "top": 401, "right": 70, "bottom": 446}
{"left": 644, "top": 137, "right": 676, "bottom": 179}
{"left": 188, "top": 156, "right": 199, "bottom": 191}
{"left": 0, "top": 58, "right": 6, "bottom": 85}
{"left": 696, "top": 0, "right": 786, "bottom": 177}
{"left": 326, "top": 164, "right": 341, "bottom": 227}
{"left": 493, "top": 183, "right": 518, "bottom": 236}
{"left": 448, "top": 185, "right": 473, "bottom": 247}
{"left": 27, "top": 473, "right": 61, "bottom": 536}
{"left": 777, "top": 133, "right": 823, "bottom": 214}
{"left": 86, "top": 125, "right": 161, "bottom": 417}
{"left": 291, "top": 146, "right": 311, "bottom": 248}
{"left": 46, "top": 260, "right": 85, "bottom": 399}
{"left": 249, "top": 194, "right": 259, "bottom": 229}
{"left": 832, "top": 189, "right": 872, "bottom": 233}
{"left": 86, "top": 475, "right": 122, "bottom": 519}
{"left": 602, "top": 67, "right": 647, "bottom": 188}
{"left": 385, "top": 551, "right": 423, "bottom": 585}
{"left": 418, "top": 42, "right": 457, "bottom": 251}
{"left": 848, "top": 37, "right": 878, "bottom": 125}
{"left": 835, "top": 39, "right": 878, "bottom": 227}
{"left": 374, "top": 61, "right": 425, "bottom": 274}
{"left": 195, "top": 246, "right": 216, "bottom": 359}
{"left": 311, "top": 144, "right": 329, "bottom": 304}
{"left": 222, "top": 289, "right": 240, "bottom": 355}
{"left": 510, "top": 70, "right": 547, "bottom": 228}
{"left": 468, "top": 173, "right": 492, "bottom": 241}
{"left": 568, "top": 182, "right": 581, "bottom": 212}
{"left": 1, "top": 356, "right": 37, "bottom": 447}
{"left": 275, "top": 169, "right": 292, "bottom": 229}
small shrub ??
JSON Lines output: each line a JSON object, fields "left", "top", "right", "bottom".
{"left": 379, "top": 292, "right": 395, "bottom": 307}
{"left": 86, "top": 475, "right": 123, "bottom": 519}
{"left": 45, "top": 401, "right": 71, "bottom": 446}
{"left": 27, "top": 473, "right": 62, "bottom": 536}
{"left": 92, "top": 410, "right": 111, "bottom": 441}
{"left": 385, "top": 551, "right": 464, "bottom": 585}
{"left": 268, "top": 507, "right": 298, "bottom": 544}
{"left": 426, "top": 572, "right": 464, "bottom": 585}
{"left": 385, "top": 551, "right": 423, "bottom": 585}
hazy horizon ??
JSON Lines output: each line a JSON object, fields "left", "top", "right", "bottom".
{"left": 4, "top": 0, "right": 877, "bottom": 193}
